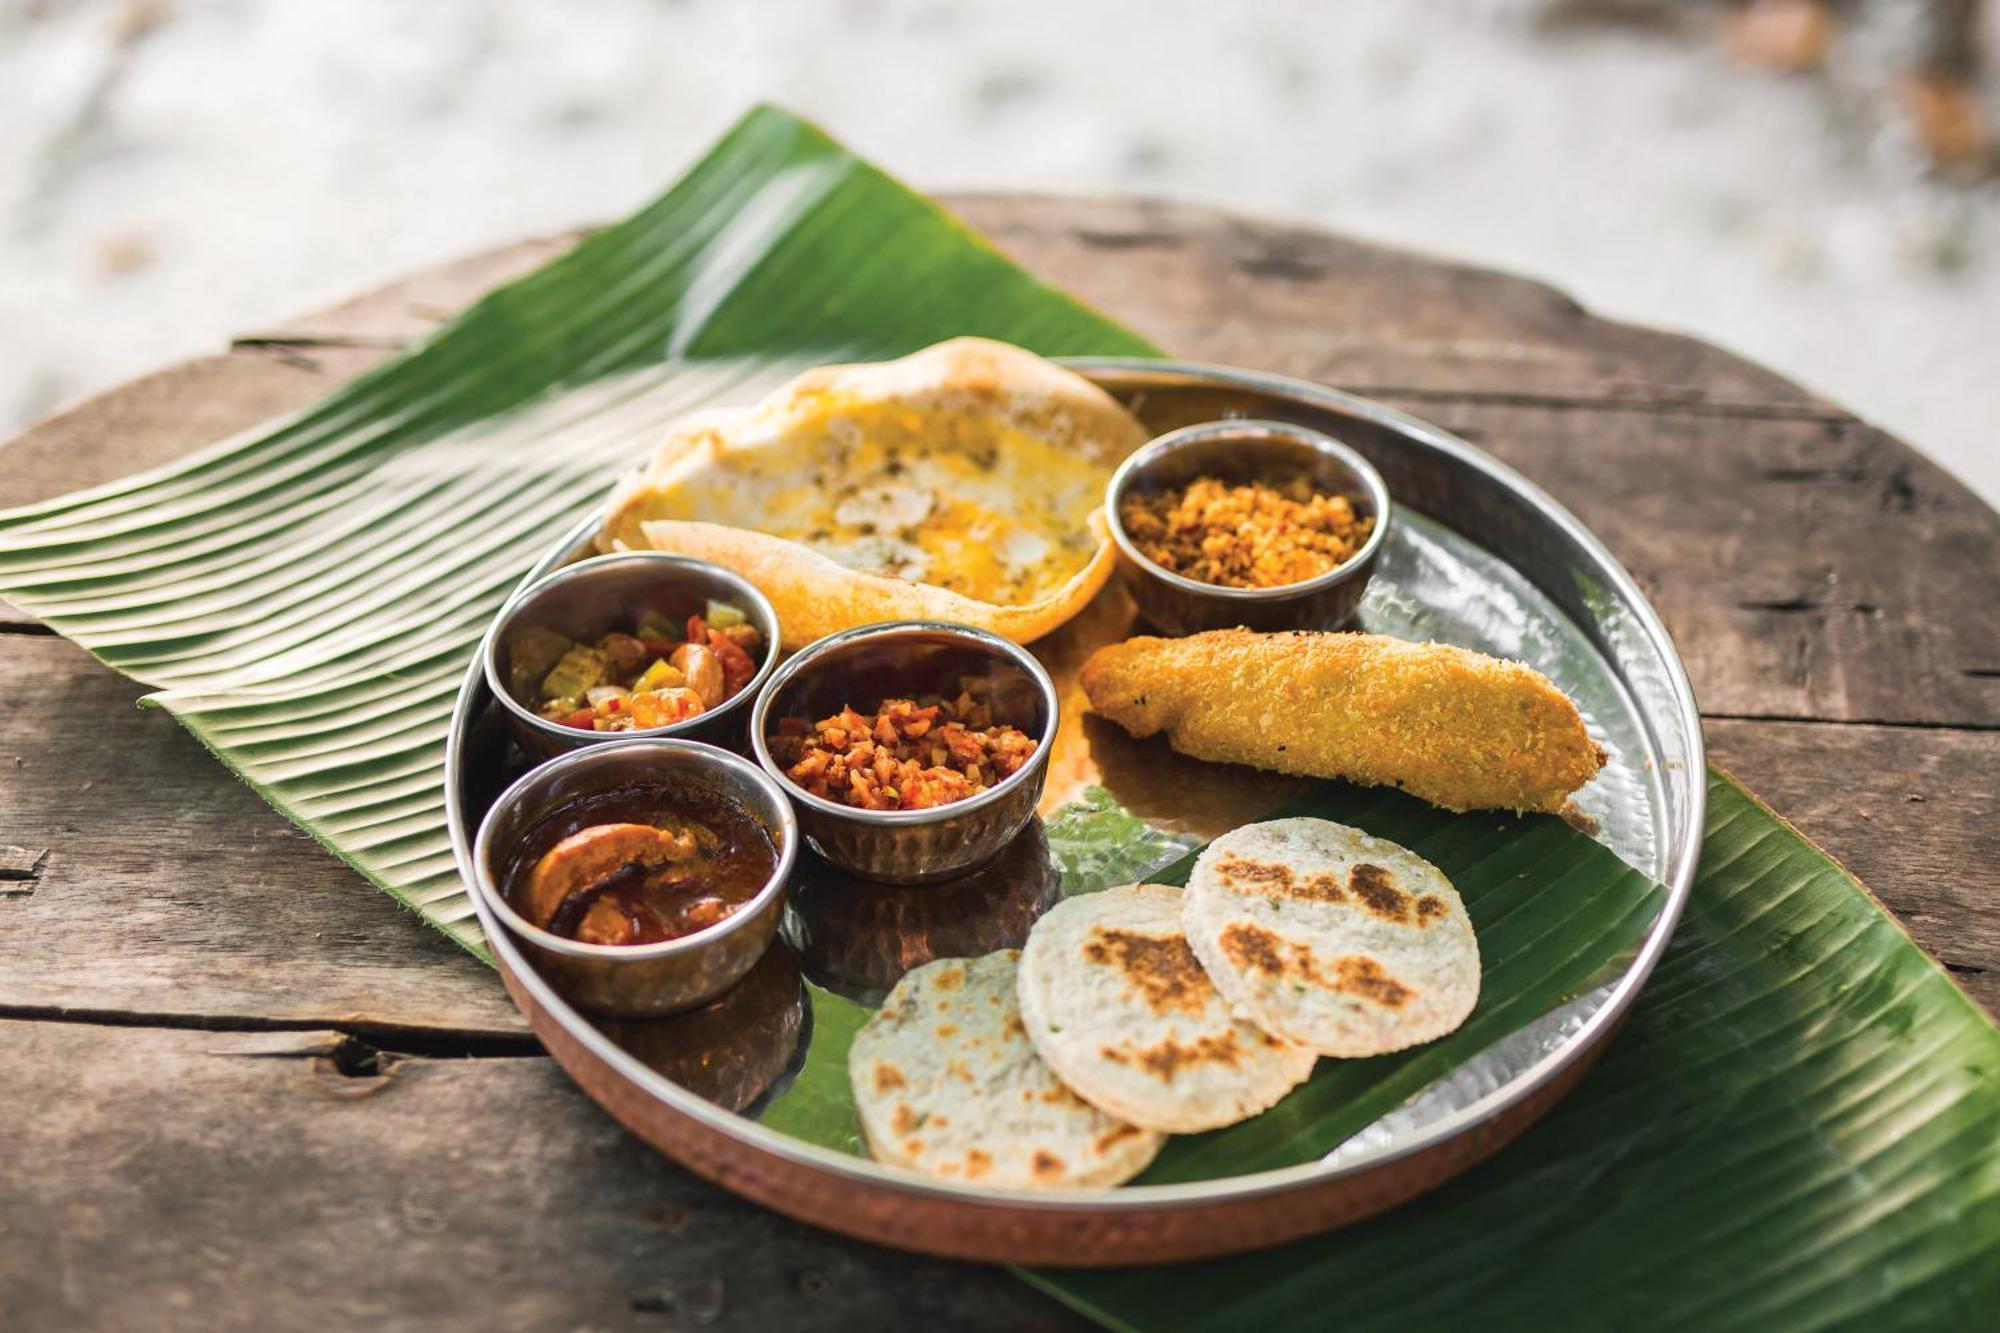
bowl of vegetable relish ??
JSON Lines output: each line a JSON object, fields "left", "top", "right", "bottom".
{"left": 484, "top": 552, "right": 780, "bottom": 756}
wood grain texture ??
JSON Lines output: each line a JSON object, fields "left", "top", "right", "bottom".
{"left": 0, "top": 634, "right": 524, "bottom": 1037}
{"left": 1367, "top": 399, "right": 2000, "bottom": 726}
{"left": 0, "top": 194, "right": 1995, "bottom": 1325}
{"left": 952, "top": 195, "right": 2000, "bottom": 730}
{"left": 1706, "top": 719, "right": 2000, "bottom": 1013}
{"left": 0, "top": 1020, "right": 1072, "bottom": 1332}
{"left": 952, "top": 194, "right": 1838, "bottom": 412}
{"left": 0, "top": 345, "right": 392, "bottom": 510}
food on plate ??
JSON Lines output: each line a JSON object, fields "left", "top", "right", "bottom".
{"left": 1080, "top": 629, "right": 1605, "bottom": 814}
{"left": 768, "top": 679, "right": 1039, "bottom": 811}
{"left": 1119, "top": 474, "right": 1374, "bottom": 589}
{"left": 506, "top": 602, "right": 764, "bottom": 732}
{"left": 1017, "top": 883, "right": 1316, "bottom": 1133}
{"left": 503, "top": 783, "right": 777, "bottom": 947}
{"left": 849, "top": 952, "right": 1165, "bottom": 1189}
{"left": 597, "top": 338, "right": 1150, "bottom": 647}
{"left": 1184, "top": 818, "right": 1479, "bottom": 1057}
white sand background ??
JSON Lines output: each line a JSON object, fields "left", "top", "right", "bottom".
{"left": 3, "top": 0, "right": 1995, "bottom": 503}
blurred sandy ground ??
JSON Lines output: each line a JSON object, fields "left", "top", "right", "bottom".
{"left": 3, "top": 0, "right": 1995, "bottom": 503}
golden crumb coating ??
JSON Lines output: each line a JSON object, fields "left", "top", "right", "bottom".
{"left": 1079, "top": 629, "right": 1606, "bottom": 814}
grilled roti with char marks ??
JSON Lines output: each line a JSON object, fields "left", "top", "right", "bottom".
{"left": 1184, "top": 818, "right": 1480, "bottom": 1058}
{"left": 849, "top": 951, "right": 1163, "bottom": 1190}
{"left": 1017, "top": 884, "right": 1316, "bottom": 1133}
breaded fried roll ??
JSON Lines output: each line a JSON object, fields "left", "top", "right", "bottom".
{"left": 1080, "top": 629, "right": 1605, "bottom": 814}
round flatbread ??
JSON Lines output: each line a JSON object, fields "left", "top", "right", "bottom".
{"left": 1184, "top": 818, "right": 1480, "bottom": 1057}
{"left": 1017, "top": 884, "right": 1316, "bottom": 1133}
{"left": 848, "top": 951, "right": 1163, "bottom": 1190}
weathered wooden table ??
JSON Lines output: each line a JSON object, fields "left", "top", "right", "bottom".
{"left": 4, "top": 197, "right": 1996, "bottom": 1330}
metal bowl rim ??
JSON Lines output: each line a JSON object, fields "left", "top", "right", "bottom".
{"left": 444, "top": 354, "right": 1705, "bottom": 1210}
{"left": 746, "top": 619, "right": 1060, "bottom": 828}
{"left": 481, "top": 549, "right": 782, "bottom": 745}
{"left": 1104, "top": 417, "right": 1393, "bottom": 602}
{"left": 470, "top": 735, "right": 800, "bottom": 962}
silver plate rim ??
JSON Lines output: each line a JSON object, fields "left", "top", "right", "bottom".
{"left": 444, "top": 356, "right": 1704, "bottom": 1210}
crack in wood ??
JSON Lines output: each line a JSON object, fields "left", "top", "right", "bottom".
{"left": 0, "top": 1004, "right": 539, "bottom": 1056}
{"left": 0, "top": 621, "right": 55, "bottom": 637}
{"left": 1359, "top": 383, "right": 1853, "bottom": 422}
{"left": 0, "top": 846, "right": 48, "bottom": 895}
{"left": 1235, "top": 252, "right": 1328, "bottom": 281}
{"left": 186, "top": 1029, "right": 414, "bottom": 1096}
{"left": 1701, "top": 711, "right": 2000, "bottom": 734}
{"left": 1760, "top": 465, "right": 1869, "bottom": 483}
{"left": 1070, "top": 227, "right": 1186, "bottom": 250}
{"left": 1882, "top": 465, "right": 1920, "bottom": 513}
{"left": 1736, "top": 597, "right": 1881, "bottom": 616}
{"left": 237, "top": 343, "right": 327, "bottom": 374}
{"left": 205, "top": 334, "right": 1852, "bottom": 425}
{"left": 312, "top": 1033, "right": 407, "bottom": 1098}
{"left": 229, "top": 333, "right": 412, "bottom": 352}
{"left": 629, "top": 1275, "right": 727, "bottom": 1323}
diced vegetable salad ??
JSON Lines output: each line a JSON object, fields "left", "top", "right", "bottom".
{"left": 507, "top": 600, "right": 764, "bottom": 732}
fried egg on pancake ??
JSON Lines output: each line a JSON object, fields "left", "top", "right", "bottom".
{"left": 848, "top": 952, "right": 1163, "bottom": 1190}
{"left": 1185, "top": 818, "right": 1479, "bottom": 1058}
{"left": 1017, "top": 884, "right": 1316, "bottom": 1133}
{"left": 599, "top": 338, "right": 1149, "bottom": 647}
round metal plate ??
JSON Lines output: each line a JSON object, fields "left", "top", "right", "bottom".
{"left": 444, "top": 358, "right": 1704, "bottom": 1266}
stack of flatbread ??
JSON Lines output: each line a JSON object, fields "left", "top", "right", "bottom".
{"left": 848, "top": 816, "right": 1482, "bottom": 1190}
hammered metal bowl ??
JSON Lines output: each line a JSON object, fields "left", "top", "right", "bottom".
{"left": 483, "top": 551, "right": 781, "bottom": 758}
{"left": 472, "top": 737, "right": 798, "bottom": 1018}
{"left": 748, "top": 621, "right": 1058, "bottom": 884}
{"left": 1106, "top": 418, "right": 1390, "bottom": 635}
{"left": 447, "top": 357, "right": 1705, "bottom": 1266}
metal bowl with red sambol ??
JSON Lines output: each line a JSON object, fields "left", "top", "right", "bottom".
{"left": 749, "top": 621, "right": 1058, "bottom": 885}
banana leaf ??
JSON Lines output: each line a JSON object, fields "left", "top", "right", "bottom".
{"left": 1, "top": 105, "right": 1993, "bottom": 1330}
{"left": 759, "top": 782, "right": 1666, "bottom": 1183}
{"left": 0, "top": 104, "right": 1153, "bottom": 952}
{"left": 1028, "top": 774, "right": 2000, "bottom": 1330}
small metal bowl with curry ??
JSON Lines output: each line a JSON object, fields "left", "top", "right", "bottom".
{"left": 473, "top": 738, "right": 798, "bottom": 1018}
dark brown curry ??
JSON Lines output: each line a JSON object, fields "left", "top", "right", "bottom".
{"left": 503, "top": 783, "right": 777, "bottom": 947}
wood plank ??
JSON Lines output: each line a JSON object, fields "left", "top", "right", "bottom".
{"left": 0, "top": 1020, "right": 1074, "bottom": 1332}
{"left": 0, "top": 344, "right": 389, "bottom": 511}
{"left": 1, "top": 199, "right": 1995, "bottom": 1029}
{"left": 0, "top": 194, "right": 1853, "bottom": 512}
{"left": 1, "top": 196, "right": 1990, "bottom": 1326}
{"left": 235, "top": 231, "right": 586, "bottom": 348}
{"left": 952, "top": 193, "right": 1839, "bottom": 412}
{"left": 164, "top": 198, "right": 1847, "bottom": 417}
{"left": 962, "top": 196, "right": 2000, "bottom": 727}
{"left": 8, "top": 619, "right": 1993, "bottom": 1029}
{"left": 1372, "top": 397, "right": 2000, "bottom": 727}
{"left": 1706, "top": 718, "right": 2000, "bottom": 1014}
{"left": 0, "top": 633, "right": 523, "bottom": 1037}
{"left": 10, "top": 207, "right": 1994, "bottom": 732}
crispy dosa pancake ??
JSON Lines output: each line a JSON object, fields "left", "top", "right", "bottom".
{"left": 599, "top": 338, "right": 1149, "bottom": 648}
{"left": 1185, "top": 818, "right": 1479, "bottom": 1057}
{"left": 1080, "top": 629, "right": 1606, "bottom": 814}
{"left": 848, "top": 951, "right": 1163, "bottom": 1190}
{"left": 1017, "top": 884, "right": 1316, "bottom": 1133}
